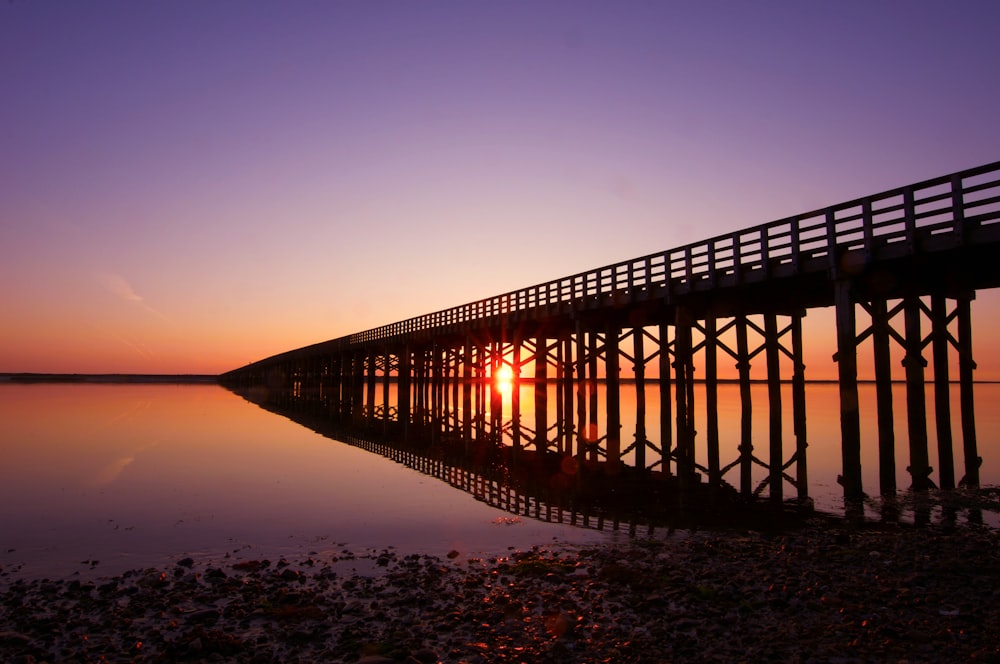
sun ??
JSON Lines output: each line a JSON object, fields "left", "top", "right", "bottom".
{"left": 494, "top": 364, "right": 514, "bottom": 391}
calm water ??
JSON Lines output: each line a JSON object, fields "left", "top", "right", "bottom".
{"left": 0, "top": 384, "right": 614, "bottom": 579}
{"left": 2, "top": 382, "right": 997, "bottom": 578}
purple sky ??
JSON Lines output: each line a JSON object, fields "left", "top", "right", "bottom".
{"left": 2, "top": 1, "right": 999, "bottom": 375}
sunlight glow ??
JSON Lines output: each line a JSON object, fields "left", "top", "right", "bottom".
{"left": 494, "top": 364, "right": 514, "bottom": 393}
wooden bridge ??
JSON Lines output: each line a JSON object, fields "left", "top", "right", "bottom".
{"left": 222, "top": 161, "right": 1000, "bottom": 509}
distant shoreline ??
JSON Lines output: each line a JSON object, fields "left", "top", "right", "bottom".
{"left": 0, "top": 373, "right": 219, "bottom": 384}
{"left": 3, "top": 374, "right": 998, "bottom": 385}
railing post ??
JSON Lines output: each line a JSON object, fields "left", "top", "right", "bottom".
{"left": 760, "top": 226, "right": 770, "bottom": 277}
{"left": 684, "top": 246, "right": 693, "bottom": 288}
{"left": 789, "top": 218, "right": 801, "bottom": 271}
{"left": 951, "top": 174, "right": 966, "bottom": 244}
{"left": 707, "top": 241, "right": 717, "bottom": 286}
{"left": 733, "top": 233, "right": 743, "bottom": 284}
{"left": 862, "top": 200, "right": 874, "bottom": 261}
{"left": 903, "top": 186, "right": 917, "bottom": 254}
{"left": 825, "top": 209, "right": 839, "bottom": 276}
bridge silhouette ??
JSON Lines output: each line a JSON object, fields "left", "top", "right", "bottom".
{"left": 222, "top": 161, "right": 1000, "bottom": 514}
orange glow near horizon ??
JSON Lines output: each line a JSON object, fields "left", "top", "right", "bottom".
{"left": 494, "top": 364, "right": 515, "bottom": 393}
{"left": 2, "top": 3, "right": 999, "bottom": 379}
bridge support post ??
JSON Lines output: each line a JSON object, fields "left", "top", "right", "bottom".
{"left": 575, "top": 321, "right": 587, "bottom": 462}
{"left": 791, "top": 312, "right": 809, "bottom": 501}
{"left": 673, "top": 307, "right": 696, "bottom": 484}
{"left": 870, "top": 299, "right": 898, "bottom": 495}
{"left": 382, "top": 348, "right": 392, "bottom": 431}
{"left": 834, "top": 281, "right": 864, "bottom": 502}
{"left": 606, "top": 322, "right": 621, "bottom": 471}
{"left": 765, "top": 312, "right": 783, "bottom": 504}
{"left": 353, "top": 351, "right": 366, "bottom": 424}
{"left": 903, "top": 296, "right": 934, "bottom": 491}
{"left": 511, "top": 337, "right": 522, "bottom": 453}
{"left": 703, "top": 317, "right": 721, "bottom": 488}
{"left": 399, "top": 346, "right": 411, "bottom": 441}
{"left": 463, "top": 337, "right": 473, "bottom": 444}
{"left": 366, "top": 349, "right": 376, "bottom": 425}
{"left": 430, "top": 345, "right": 442, "bottom": 435}
{"left": 329, "top": 354, "right": 342, "bottom": 418}
{"left": 633, "top": 327, "right": 648, "bottom": 471}
{"left": 559, "top": 335, "right": 574, "bottom": 456}
{"left": 736, "top": 315, "right": 754, "bottom": 498}
{"left": 412, "top": 350, "right": 423, "bottom": 427}
{"left": 452, "top": 349, "right": 461, "bottom": 435}
{"left": 489, "top": 341, "right": 503, "bottom": 446}
{"left": 588, "top": 331, "right": 600, "bottom": 463}
{"left": 474, "top": 340, "right": 486, "bottom": 444}
{"left": 957, "top": 296, "right": 981, "bottom": 487}
{"left": 659, "top": 322, "right": 673, "bottom": 477}
{"left": 931, "top": 294, "right": 956, "bottom": 490}
{"left": 535, "top": 333, "right": 548, "bottom": 454}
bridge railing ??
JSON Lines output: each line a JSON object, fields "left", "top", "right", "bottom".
{"left": 339, "top": 161, "right": 1000, "bottom": 348}
{"left": 248, "top": 162, "right": 999, "bottom": 362}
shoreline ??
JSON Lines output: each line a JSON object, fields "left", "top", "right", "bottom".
{"left": 0, "top": 373, "right": 219, "bottom": 384}
{"left": 2, "top": 518, "right": 998, "bottom": 662}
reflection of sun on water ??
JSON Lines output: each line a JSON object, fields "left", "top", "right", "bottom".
{"left": 494, "top": 365, "right": 514, "bottom": 395}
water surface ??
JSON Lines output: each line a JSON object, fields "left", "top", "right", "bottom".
{"left": 3, "top": 381, "right": 997, "bottom": 579}
{"left": 0, "top": 383, "right": 613, "bottom": 578}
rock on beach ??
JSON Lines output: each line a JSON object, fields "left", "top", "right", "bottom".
{"left": 1, "top": 519, "right": 999, "bottom": 662}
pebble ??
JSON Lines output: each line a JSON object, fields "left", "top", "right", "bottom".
{"left": 0, "top": 518, "right": 998, "bottom": 662}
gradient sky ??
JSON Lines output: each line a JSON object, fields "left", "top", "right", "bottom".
{"left": 2, "top": 1, "right": 999, "bottom": 376}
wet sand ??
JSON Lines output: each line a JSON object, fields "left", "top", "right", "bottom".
{"left": 2, "top": 517, "right": 998, "bottom": 663}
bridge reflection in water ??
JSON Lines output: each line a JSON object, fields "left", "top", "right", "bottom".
{"left": 222, "top": 161, "right": 1000, "bottom": 527}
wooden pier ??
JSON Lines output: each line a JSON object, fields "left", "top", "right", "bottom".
{"left": 222, "top": 161, "right": 1000, "bottom": 508}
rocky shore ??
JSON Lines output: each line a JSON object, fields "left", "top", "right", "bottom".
{"left": 2, "top": 517, "right": 999, "bottom": 663}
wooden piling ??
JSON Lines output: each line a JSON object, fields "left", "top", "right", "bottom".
{"left": 931, "top": 294, "right": 956, "bottom": 489}
{"left": 903, "top": 296, "right": 933, "bottom": 490}
{"left": 791, "top": 312, "right": 808, "bottom": 500}
{"left": 704, "top": 317, "right": 721, "bottom": 487}
{"left": 659, "top": 322, "right": 673, "bottom": 476}
{"left": 575, "top": 322, "right": 587, "bottom": 461}
{"left": 871, "top": 299, "right": 897, "bottom": 495}
{"left": 764, "top": 313, "right": 783, "bottom": 502}
{"left": 511, "top": 339, "right": 522, "bottom": 453}
{"left": 463, "top": 338, "right": 473, "bottom": 442}
{"left": 957, "top": 296, "right": 981, "bottom": 486}
{"left": 674, "top": 308, "right": 695, "bottom": 481}
{"left": 633, "top": 327, "right": 647, "bottom": 470}
{"left": 560, "top": 335, "right": 574, "bottom": 456}
{"left": 834, "top": 280, "right": 863, "bottom": 501}
{"left": 588, "top": 330, "right": 599, "bottom": 463}
{"left": 606, "top": 323, "right": 622, "bottom": 469}
{"left": 736, "top": 315, "right": 754, "bottom": 498}
{"left": 535, "top": 333, "right": 548, "bottom": 454}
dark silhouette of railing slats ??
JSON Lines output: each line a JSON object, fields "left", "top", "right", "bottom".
{"left": 232, "top": 160, "right": 1000, "bottom": 370}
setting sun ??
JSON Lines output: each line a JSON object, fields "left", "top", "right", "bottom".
{"left": 494, "top": 364, "right": 514, "bottom": 391}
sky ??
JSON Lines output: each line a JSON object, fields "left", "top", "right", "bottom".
{"left": 2, "top": 1, "right": 999, "bottom": 377}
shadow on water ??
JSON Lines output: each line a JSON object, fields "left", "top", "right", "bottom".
{"left": 226, "top": 386, "right": 824, "bottom": 537}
